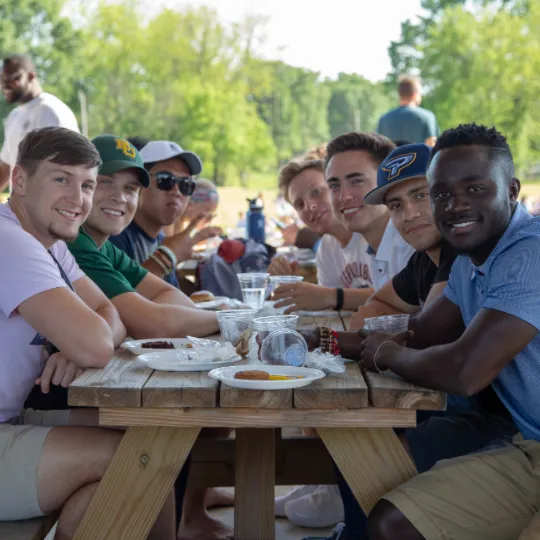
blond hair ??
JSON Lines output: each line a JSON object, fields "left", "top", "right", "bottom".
{"left": 278, "top": 159, "right": 325, "bottom": 203}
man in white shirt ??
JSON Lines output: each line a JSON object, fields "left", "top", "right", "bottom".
{"left": 0, "top": 54, "right": 79, "bottom": 192}
{"left": 325, "top": 132, "right": 414, "bottom": 291}
{"left": 270, "top": 158, "right": 374, "bottom": 313}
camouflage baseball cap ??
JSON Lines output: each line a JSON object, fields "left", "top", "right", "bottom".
{"left": 91, "top": 135, "right": 150, "bottom": 187}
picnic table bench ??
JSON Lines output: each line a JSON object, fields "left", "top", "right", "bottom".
{"left": 68, "top": 313, "right": 445, "bottom": 540}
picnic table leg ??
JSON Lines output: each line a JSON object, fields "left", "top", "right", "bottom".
{"left": 73, "top": 426, "right": 200, "bottom": 540}
{"left": 235, "top": 428, "right": 275, "bottom": 540}
{"left": 317, "top": 427, "right": 417, "bottom": 514}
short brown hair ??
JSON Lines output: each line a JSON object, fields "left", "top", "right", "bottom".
{"left": 398, "top": 75, "right": 420, "bottom": 99}
{"left": 325, "top": 132, "right": 395, "bottom": 167}
{"left": 17, "top": 127, "right": 102, "bottom": 176}
{"left": 279, "top": 159, "right": 325, "bottom": 203}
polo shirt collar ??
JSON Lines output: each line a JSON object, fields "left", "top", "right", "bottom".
{"left": 365, "top": 219, "right": 397, "bottom": 262}
{"left": 473, "top": 203, "right": 532, "bottom": 277}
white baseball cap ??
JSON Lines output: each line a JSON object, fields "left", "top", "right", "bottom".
{"left": 139, "top": 140, "right": 203, "bottom": 176}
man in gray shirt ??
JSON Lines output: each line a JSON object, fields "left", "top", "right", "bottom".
{"left": 377, "top": 76, "right": 439, "bottom": 146}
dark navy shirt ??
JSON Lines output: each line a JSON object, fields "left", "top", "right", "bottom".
{"left": 110, "top": 221, "right": 179, "bottom": 288}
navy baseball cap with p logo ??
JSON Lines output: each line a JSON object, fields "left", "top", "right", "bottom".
{"left": 364, "top": 143, "right": 431, "bottom": 205}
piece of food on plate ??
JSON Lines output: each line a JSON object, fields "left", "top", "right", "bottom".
{"left": 190, "top": 290, "right": 215, "bottom": 304}
{"left": 141, "top": 341, "right": 175, "bottom": 349}
{"left": 268, "top": 375, "right": 304, "bottom": 380}
{"left": 234, "top": 370, "right": 270, "bottom": 380}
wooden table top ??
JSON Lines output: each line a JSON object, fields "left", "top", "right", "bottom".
{"left": 68, "top": 314, "right": 445, "bottom": 416}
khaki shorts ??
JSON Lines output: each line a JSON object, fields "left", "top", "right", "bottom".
{"left": 0, "top": 410, "right": 71, "bottom": 521}
{"left": 384, "top": 436, "right": 540, "bottom": 539}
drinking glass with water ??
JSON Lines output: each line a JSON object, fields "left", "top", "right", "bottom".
{"left": 237, "top": 272, "right": 270, "bottom": 310}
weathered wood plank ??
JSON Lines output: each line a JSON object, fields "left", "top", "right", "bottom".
{"left": 73, "top": 426, "right": 199, "bottom": 540}
{"left": 68, "top": 348, "right": 152, "bottom": 408}
{"left": 235, "top": 429, "right": 275, "bottom": 540}
{"left": 318, "top": 427, "right": 417, "bottom": 514}
{"left": 142, "top": 371, "right": 219, "bottom": 408}
{"left": 364, "top": 371, "right": 446, "bottom": 410}
{"left": 294, "top": 362, "right": 369, "bottom": 409}
{"left": 100, "top": 407, "right": 416, "bottom": 428}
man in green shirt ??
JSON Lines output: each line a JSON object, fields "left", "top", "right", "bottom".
{"left": 68, "top": 135, "right": 219, "bottom": 339}
{"left": 68, "top": 135, "right": 232, "bottom": 540}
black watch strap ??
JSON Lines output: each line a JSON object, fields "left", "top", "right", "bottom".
{"left": 334, "top": 288, "right": 344, "bottom": 311}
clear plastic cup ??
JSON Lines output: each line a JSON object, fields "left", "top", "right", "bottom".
{"left": 253, "top": 314, "right": 299, "bottom": 344}
{"left": 269, "top": 275, "right": 304, "bottom": 286}
{"left": 237, "top": 273, "right": 270, "bottom": 310}
{"left": 260, "top": 329, "right": 308, "bottom": 366}
{"left": 363, "top": 314, "right": 410, "bottom": 333}
{"left": 216, "top": 309, "right": 257, "bottom": 345}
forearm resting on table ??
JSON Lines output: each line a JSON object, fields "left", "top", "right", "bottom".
{"left": 96, "top": 304, "right": 126, "bottom": 348}
{"left": 149, "top": 284, "right": 196, "bottom": 308}
{"left": 342, "top": 288, "right": 374, "bottom": 311}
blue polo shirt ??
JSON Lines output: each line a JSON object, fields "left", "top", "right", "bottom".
{"left": 110, "top": 221, "right": 179, "bottom": 288}
{"left": 444, "top": 203, "right": 540, "bottom": 440}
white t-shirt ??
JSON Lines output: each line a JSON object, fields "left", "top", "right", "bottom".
{"left": 366, "top": 219, "right": 415, "bottom": 291}
{"left": 316, "top": 233, "right": 373, "bottom": 289}
{"left": 0, "top": 203, "right": 84, "bottom": 421}
{"left": 0, "top": 92, "right": 79, "bottom": 168}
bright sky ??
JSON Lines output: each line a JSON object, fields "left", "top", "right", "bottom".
{"left": 154, "top": 0, "right": 425, "bottom": 82}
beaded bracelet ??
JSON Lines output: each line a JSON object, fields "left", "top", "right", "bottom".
{"left": 150, "top": 253, "right": 170, "bottom": 275}
{"left": 319, "top": 326, "right": 341, "bottom": 356}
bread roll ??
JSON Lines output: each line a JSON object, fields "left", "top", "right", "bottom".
{"left": 190, "top": 290, "right": 215, "bottom": 303}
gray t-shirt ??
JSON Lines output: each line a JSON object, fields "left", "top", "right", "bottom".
{"left": 377, "top": 105, "right": 439, "bottom": 144}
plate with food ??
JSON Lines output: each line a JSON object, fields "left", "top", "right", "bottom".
{"left": 138, "top": 344, "right": 242, "bottom": 372}
{"left": 208, "top": 365, "right": 325, "bottom": 390}
{"left": 122, "top": 338, "right": 220, "bottom": 356}
{"left": 190, "top": 291, "right": 230, "bottom": 310}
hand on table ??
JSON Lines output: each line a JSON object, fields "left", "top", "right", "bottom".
{"left": 357, "top": 329, "right": 412, "bottom": 372}
{"left": 298, "top": 329, "right": 320, "bottom": 351}
{"left": 267, "top": 256, "right": 297, "bottom": 276}
{"left": 273, "top": 282, "right": 334, "bottom": 313}
{"left": 161, "top": 214, "right": 222, "bottom": 263}
{"left": 36, "top": 352, "right": 85, "bottom": 393}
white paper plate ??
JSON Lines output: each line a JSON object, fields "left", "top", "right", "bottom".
{"left": 122, "top": 338, "right": 219, "bottom": 356}
{"left": 194, "top": 297, "right": 230, "bottom": 310}
{"left": 138, "top": 350, "right": 242, "bottom": 371}
{"left": 209, "top": 365, "right": 325, "bottom": 390}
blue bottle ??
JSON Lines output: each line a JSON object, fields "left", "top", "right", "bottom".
{"left": 246, "top": 198, "right": 266, "bottom": 243}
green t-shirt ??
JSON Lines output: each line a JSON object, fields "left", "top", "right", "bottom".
{"left": 68, "top": 229, "right": 148, "bottom": 299}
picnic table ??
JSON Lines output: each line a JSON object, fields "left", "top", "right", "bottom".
{"left": 68, "top": 313, "right": 445, "bottom": 540}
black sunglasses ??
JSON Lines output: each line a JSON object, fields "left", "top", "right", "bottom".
{"left": 153, "top": 171, "right": 196, "bottom": 196}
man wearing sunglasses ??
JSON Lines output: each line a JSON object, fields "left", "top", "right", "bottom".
{"left": 68, "top": 135, "right": 220, "bottom": 339}
{"left": 110, "top": 139, "right": 221, "bottom": 289}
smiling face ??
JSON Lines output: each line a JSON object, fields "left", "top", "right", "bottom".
{"left": 12, "top": 160, "right": 97, "bottom": 244}
{"left": 1, "top": 62, "right": 33, "bottom": 104}
{"left": 83, "top": 169, "right": 141, "bottom": 241}
{"left": 326, "top": 150, "right": 388, "bottom": 233}
{"left": 428, "top": 145, "right": 520, "bottom": 264}
{"left": 137, "top": 158, "right": 191, "bottom": 227}
{"left": 287, "top": 167, "right": 337, "bottom": 234}
{"left": 384, "top": 176, "right": 441, "bottom": 252}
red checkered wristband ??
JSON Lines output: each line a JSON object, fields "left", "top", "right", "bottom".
{"left": 318, "top": 327, "right": 341, "bottom": 356}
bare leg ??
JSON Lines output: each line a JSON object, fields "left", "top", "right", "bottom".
{"left": 177, "top": 488, "right": 233, "bottom": 540}
{"left": 205, "top": 488, "right": 234, "bottom": 509}
{"left": 368, "top": 499, "right": 425, "bottom": 540}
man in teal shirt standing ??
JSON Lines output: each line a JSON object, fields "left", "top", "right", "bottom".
{"left": 377, "top": 76, "right": 439, "bottom": 146}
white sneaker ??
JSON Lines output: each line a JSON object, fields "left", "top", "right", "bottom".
{"left": 275, "top": 485, "right": 317, "bottom": 517}
{"left": 284, "top": 484, "right": 344, "bottom": 528}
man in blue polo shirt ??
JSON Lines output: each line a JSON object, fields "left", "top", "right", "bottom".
{"left": 360, "top": 123, "right": 540, "bottom": 540}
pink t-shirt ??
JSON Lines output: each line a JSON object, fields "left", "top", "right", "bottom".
{"left": 0, "top": 203, "right": 84, "bottom": 421}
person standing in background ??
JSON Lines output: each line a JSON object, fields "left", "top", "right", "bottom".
{"left": 0, "top": 54, "right": 79, "bottom": 192}
{"left": 377, "top": 76, "right": 439, "bottom": 147}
